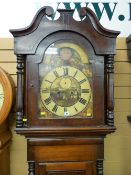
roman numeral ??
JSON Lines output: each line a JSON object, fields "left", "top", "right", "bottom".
{"left": 81, "top": 89, "right": 89, "bottom": 93}
{"left": 41, "top": 89, "right": 49, "bottom": 93}
{"left": 52, "top": 104, "right": 58, "bottom": 112}
{"left": 79, "top": 98, "right": 87, "bottom": 105}
{"left": 73, "top": 70, "right": 78, "bottom": 78}
{"left": 74, "top": 107, "right": 78, "bottom": 112}
{"left": 63, "top": 68, "right": 68, "bottom": 76}
{"left": 44, "top": 97, "right": 52, "bottom": 105}
{"left": 54, "top": 71, "right": 59, "bottom": 78}
{"left": 64, "top": 107, "right": 67, "bottom": 112}
{"left": 79, "top": 79, "right": 86, "bottom": 84}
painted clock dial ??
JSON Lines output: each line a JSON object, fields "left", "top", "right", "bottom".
{"left": 40, "top": 66, "right": 91, "bottom": 117}
{"left": 39, "top": 41, "right": 93, "bottom": 118}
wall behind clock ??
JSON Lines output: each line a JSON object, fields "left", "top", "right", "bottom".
{"left": 0, "top": 38, "right": 131, "bottom": 175}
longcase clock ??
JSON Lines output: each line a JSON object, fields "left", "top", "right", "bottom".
{"left": 10, "top": 7, "right": 120, "bottom": 175}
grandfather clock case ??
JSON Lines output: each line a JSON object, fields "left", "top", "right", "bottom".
{"left": 10, "top": 7, "right": 120, "bottom": 175}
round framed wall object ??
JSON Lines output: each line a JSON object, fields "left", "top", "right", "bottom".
{"left": 0, "top": 67, "right": 14, "bottom": 125}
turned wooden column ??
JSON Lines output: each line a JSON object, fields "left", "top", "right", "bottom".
{"left": 97, "top": 159, "right": 103, "bottom": 175}
{"left": 16, "top": 55, "right": 24, "bottom": 128}
{"left": 28, "top": 161, "right": 35, "bottom": 175}
{"left": 106, "top": 55, "right": 115, "bottom": 127}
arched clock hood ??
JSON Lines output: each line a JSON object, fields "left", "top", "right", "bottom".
{"left": 10, "top": 6, "right": 120, "bottom": 55}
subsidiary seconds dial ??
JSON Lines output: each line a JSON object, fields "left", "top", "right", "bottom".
{"left": 40, "top": 66, "right": 91, "bottom": 117}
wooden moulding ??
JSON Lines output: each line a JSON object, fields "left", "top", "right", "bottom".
{"left": 0, "top": 67, "right": 15, "bottom": 125}
{"left": 10, "top": 6, "right": 120, "bottom": 55}
{"left": 15, "top": 126, "right": 116, "bottom": 137}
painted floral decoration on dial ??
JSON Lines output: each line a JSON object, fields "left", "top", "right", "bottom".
{"left": 39, "top": 42, "right": 93, "bottom": 118}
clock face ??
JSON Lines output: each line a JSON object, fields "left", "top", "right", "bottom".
{"left": 0, "top": 68, "right": 14, "bottom": 125}
{"left": 0, "top": 82, "right": 4, "bottom": 111}
{"left": 39, "top": 41, "right": 93, "bottom": 118}
{"left": 40, "top": 66, "right": 91, "bottom": 117}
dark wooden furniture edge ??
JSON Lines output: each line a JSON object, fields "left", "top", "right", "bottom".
{"left": 15, "top": 126, "right": 116, "bottom": 137}
{"left": 0, "top": 130, "right": 12, "bottom": 150}
{"left": 126, "top": 34, "right": 131, "bottom": 59}
{"left": 126, "top": 34, "right": 131, "bottom": 44}
{"left": 27, "top": 137, "right": 104, "bottom": 146}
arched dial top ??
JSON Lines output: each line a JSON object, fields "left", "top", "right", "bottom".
{"left": 39, "top": 40, "right": 93, "bottom": 119}
{"left": 40, "top": 66, "right": 91, "bottom": 117}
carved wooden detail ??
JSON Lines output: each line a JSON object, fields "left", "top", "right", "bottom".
{"left": 16, "top": 55, "right": 24, "bottom": 128}
{"left": 97, "top": 159, "right": 103, "bottom": 175}
{"left": 106, "top": 55, "right": 115, "bottom": 126}
{"left": 28, "top": 161, "right": 35, "bottom": 175}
